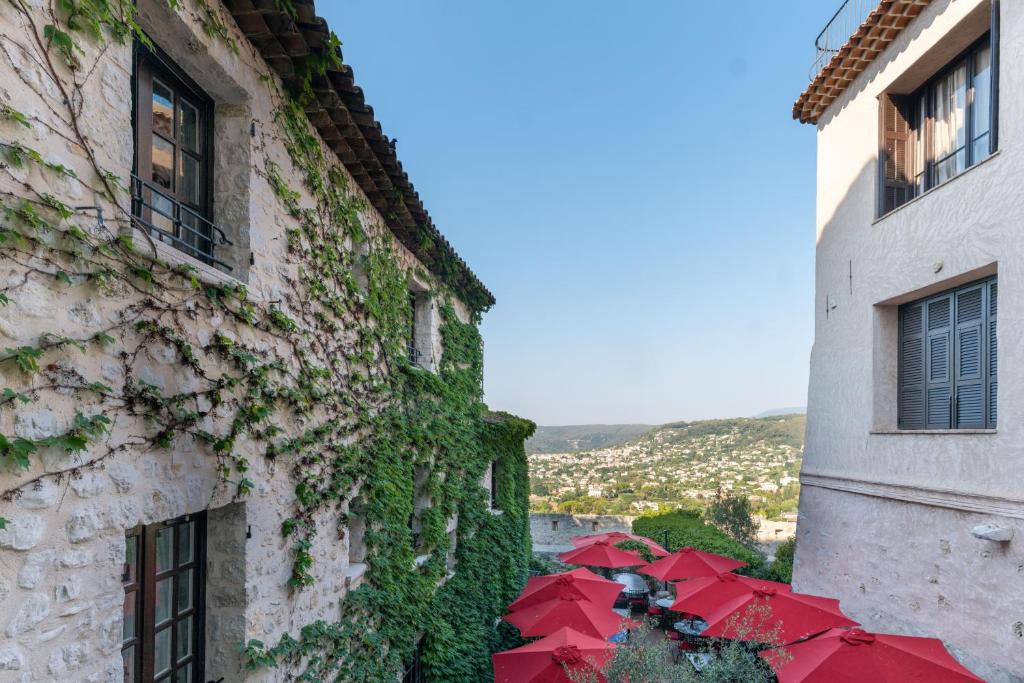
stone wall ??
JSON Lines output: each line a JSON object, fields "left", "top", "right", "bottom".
{"left": 800, "top": 0, "right": 1024, "bottom": 680}
{"left": 0, "top": 0, "right": 480, "bottom": 680}
{"left": 529, "top": 513, "right": 636, "bottom": 553}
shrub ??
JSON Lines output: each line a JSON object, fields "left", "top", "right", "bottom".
{"left": 633, "top": 510, "right": 766, "bottom": 576}
{"left": 763, "top": 537, "right": 795, "bottom": 583}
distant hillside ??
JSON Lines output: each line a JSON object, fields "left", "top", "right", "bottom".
{"left": 529, "top": 414, "right": 805, "bottom": 518}
{"left": 526, "top": 424, "right": 654, "bottom": 454}
{"left": 753, "top": 406, "right": 806, "bottom": 418}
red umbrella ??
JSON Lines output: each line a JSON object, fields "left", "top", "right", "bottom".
{"left": 761, "top": 628, "right": 985, "bottom": 682}
{"left": 701, "top": 586, "right": 859, "bottom": 644}
{"left": 503, "top": 593, "right": 637, "bottom": 639}
{"left": 558, "top": 540, "right": 646, "bottom": 569}
{"left": 571, "top": 532, "right": 671, "bottom": 557}
{"left": 509, "top": 568, "right": 624, "bottom": 611}
{"left": 670, "top": 572, "right": 791, "bottom": 618}
{"left": 492, "top": 626, "right": 614, "bottom": 683}
{"left": 638, "top": 546, "right": 746, "bottom": 581}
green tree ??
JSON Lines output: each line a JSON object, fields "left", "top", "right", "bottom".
{"left": 705, "top": 491, "right": 758, "bottom": 546}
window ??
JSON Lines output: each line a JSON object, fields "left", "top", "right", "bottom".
{"left": 898, "top": 277, "right": 996, "bottom": 429}
{"left": 551, "top": 520, "right": 559, "bottom": 532}
{"left": 591, "top": 521, "right": 599, "bottom": 532}
{"left": 122, "top": 514, "right": 205, "bottom": 683}
{"left": 489, "top": 461, "right": 499, "bottom": 510}
{"left": 880, "top": 35, "right": 995, "bottom": 215}
{"left": 407, "top": 291, "right": 421, "bottom": 365}
{"left": 401, "top": 638, "right": 426, "bottom": 683}
{"left": 133, "top": 43, "right": 230, "bottom": 269}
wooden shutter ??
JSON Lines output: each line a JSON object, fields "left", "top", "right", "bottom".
{"left": 954, "top": 285, "right": 986, "bottom": 428}
{"left": 987, "top": 280, "right": 998, "bottom": 427}
{"left": 898, "top": 302, "right": 926, "bottom": 429}
{"left": 880, "top": 93, "right": 914, "bottom": 214}
{"left": 925, "top": 295, "right": 953, "bottom": 429}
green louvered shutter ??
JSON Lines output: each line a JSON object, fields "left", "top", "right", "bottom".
{"left": 954, "top": 284, "right": 986, "bottom": 428}
{"left": 899, "top": 302, "right": 926, "bottom": 429}
{"left": 987, "top": 280, "right": 998, "bottom": 428}
{"left": 925, "top": 295, "right": 953, "bottom": 429}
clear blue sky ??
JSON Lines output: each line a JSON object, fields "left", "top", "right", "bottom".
{"left": 324, "top": 1, "right": 827, "bottom": 425}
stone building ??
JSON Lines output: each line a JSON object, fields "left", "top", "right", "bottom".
{"left": 795, "top": 0, "right": 1022, "bottom": 680}
{"left": 0, "top": 1, "right": 532, "bottom": 681}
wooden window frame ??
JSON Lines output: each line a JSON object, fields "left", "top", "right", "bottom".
{"left": 897, "top": 277, "right": 996, "bottom": 430}
{"left": 131, "top": 40, "right": 216, "bottom": 262}
{"left": 878, "top": 26, "right": 998, "bottom": 216}
{"left": 122, "top": 513, "right": 207, "bottom": 683}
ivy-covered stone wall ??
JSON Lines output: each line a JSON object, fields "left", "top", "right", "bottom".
{"left": 0, "top": 0, "right": 532, "bottom": 680}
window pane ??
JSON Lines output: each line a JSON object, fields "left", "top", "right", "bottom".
{"left": 176, "top": 616, "right": 192, "bottom": 661}
{"left": 972, "top": 44, "right": 992, "bottom": 154}
{"left": 153, "top": 79, "right": 174, "bottom": 138}
{"left": 176, "top": 569, "right": 193, "bottom": 613}
{"left": 152, "top": 135, "right": 174, "bottom": 191}
{"left": 122, "top": 593, "right": 136, "bottom": 643}
{"left": 155, "top": 626, "right": 172, "bottom": 676}
{"left": 177, "top": 522, "right": 193, "bottom": 565}
{"left": 180, "top": 153, "right": 201, "bottom": 206}
{"left": 155, "top": 578, "right": 172, "bottom": 624}
{"left": 933, "top": 62, "right": 966, "bottom": 182}
{"left": 179, "top": 99, "right": 199, "bottom": 152}
{"left": 914, "top": 94, "right": 926, "bottom": 193}
{"left": 173, "top": 666, "right": 192, "bottom": 683}
{"left": 156, "top": 527, "right": 173, "bottom": 572}
{"left": 123, "top": 535, "right": 138, "bottom": 584}
{"left": 122, "top": 645, "right": 135, "bottom": 683}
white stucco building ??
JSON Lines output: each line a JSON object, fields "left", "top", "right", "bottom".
{"left": 795, "top": 1, "right": 1023, "bottom": 680}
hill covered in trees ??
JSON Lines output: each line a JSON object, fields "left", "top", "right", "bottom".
{"left": 528, "top": 414, "right": 804, "bottom": 518}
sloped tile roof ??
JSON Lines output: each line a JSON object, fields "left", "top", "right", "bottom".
{"left": 224, "top": 0, "right": 495, "bottom": 310}
{"left": 794, "top": 0, "right": 932, "bottom": 124}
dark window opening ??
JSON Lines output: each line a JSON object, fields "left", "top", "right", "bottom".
{"left": 132, "top": 43, "right": 231, "bottom": 269}
{"left": 401, "top": 638, "right": 427, "bottom": 683}
{"left": 880, "top": 33, "right": 996, "bottom": 215}
{"left": 122, "top": 513, "right": 206, "bottom": 683}
{"left": 489, "top": 461, "right": 499, "bottom": 510}
{"left": 898, "top": 277, "right": 996, "bottom": 429}
{"left": 551, "top": 520, "right": 559, "bottom": 531}
{"left": 407, "top": 291, "right": 421, "bottom": 366}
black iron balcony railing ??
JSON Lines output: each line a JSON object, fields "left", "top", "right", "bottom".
{"left": 129, "top": 173, "right": 233, "bottom": 270}
{"left": 810, "top": 0, "right": 876, "bottom": 80}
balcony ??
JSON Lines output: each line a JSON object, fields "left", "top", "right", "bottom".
{"left": 794, "top": 1, "right": 932, "bottom": 124}
{"left": 809, "top": 0, "right": 876, "bottom": 81}
{"left": 130, "top": 173, "right": 233, "bottom": 271}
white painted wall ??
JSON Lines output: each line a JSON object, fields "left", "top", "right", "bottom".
{"left": 799, "top": 0, "right": 1024, "bottom": 679}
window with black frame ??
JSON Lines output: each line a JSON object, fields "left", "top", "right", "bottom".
{"left": 133, "top": 44, "right": 230, "bottom": 269}
{"left": 122, "top": 514, "right": 206, "bottom": 683}
{"left": 880, "top": 34, "right": 996, "bottom": 215}
{"left": 401, "top": 638, "right": 427, "bottom": 683}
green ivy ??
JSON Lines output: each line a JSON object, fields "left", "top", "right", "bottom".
{"left": 0, "top": 2, "right": 533, "bottom": 681}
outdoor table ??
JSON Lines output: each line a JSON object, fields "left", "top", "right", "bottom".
{"left": 655, "top": 597, "right": 673, "bottom": 609}
{"left": 612, "top": 608, "right": 630, "bottom": 619}
{"left": 673, "top": 618, "right": 708, "bottom": 637}
{"left": 685, "top": 652, "right": 713, "bottom": 672}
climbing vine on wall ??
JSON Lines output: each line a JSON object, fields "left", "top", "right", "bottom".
{"left": 0, "top": 0, "right": 532, "bottom": 680}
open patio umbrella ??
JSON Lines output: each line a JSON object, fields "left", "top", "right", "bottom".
{"left": 492, "top": 626, "right": 614, "bottom": 683}
{"left": 669, "top": 572, "right": 791, "bottom": 618}
{"left": 701, "top": 586, "right": 859, "bottom": 644}
{"left": 571, "top": 531, "right": 671, "bottom": 557}
{"left": 638, "top": 546, "right": 746, "bottom": 581}
{"left": 558, "top": 540, "right": 646, "bottom": 569}
{"left": 760, "top": 627, "right": 985, "bottom": 682}
{"left": 503, "top": 593, "right": 637, "bottom": 639}
{"left": 508, "top": 568, "right": 624, "bottom": 611}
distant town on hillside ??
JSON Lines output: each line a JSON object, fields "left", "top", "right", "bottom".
{"left": 527, "top": 414, "right": 804, "bottom": 519}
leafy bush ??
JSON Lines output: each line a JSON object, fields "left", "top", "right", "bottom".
{"left": 763, "top": 537, "right": 795, "bottom": 583}
{"left": 633, "top": 510, "right": 766, "bottom": 576}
